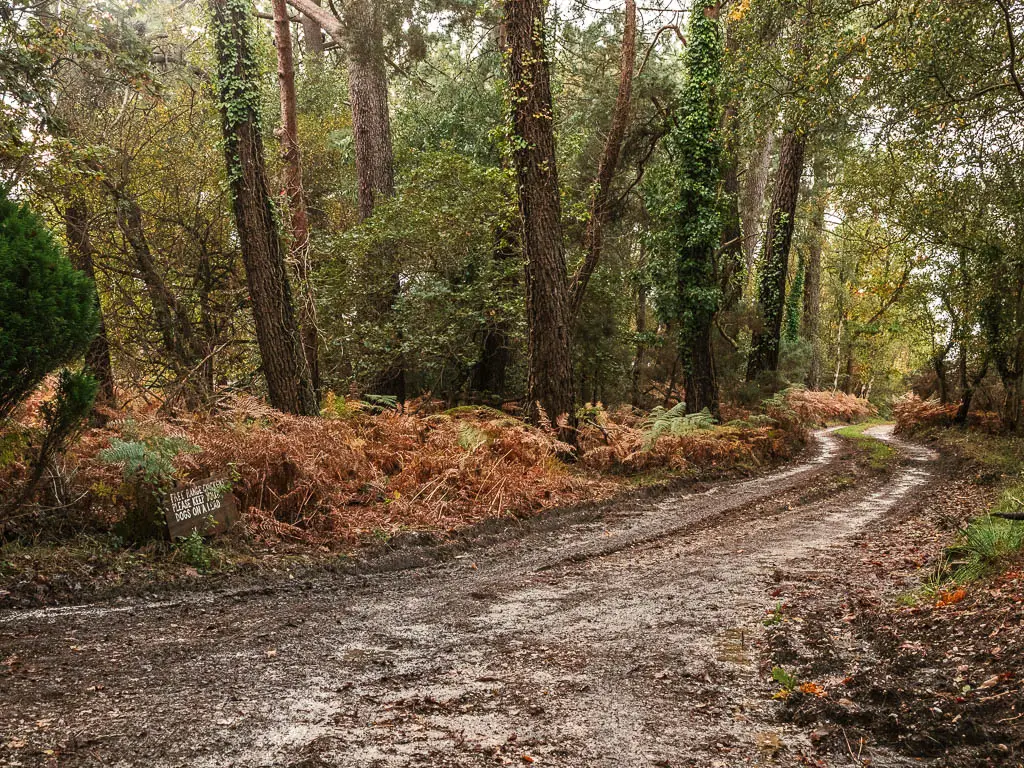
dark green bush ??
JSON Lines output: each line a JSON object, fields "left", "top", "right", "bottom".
{"left": 0, "top": 191, "right": 99, "bottom": 419}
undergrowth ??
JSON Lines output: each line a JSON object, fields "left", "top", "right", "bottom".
{"left": 0, "top": 387, "right": 875, "bottom": 578}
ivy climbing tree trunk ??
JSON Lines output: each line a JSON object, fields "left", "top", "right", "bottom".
{"left": 272, "top": 0, "right": 320, "bottom": 395}
{"left": 647, "top": 2, "right": 724, "bottom": 417}
{"left": 746, "top": 129, "right": 807, "bottom": 381}
{"left": 802, "top": 156, "right": 827, "bottom": 389}
{"left": 64, "top": 198, "right": 115, "bottom": 405}
{"left": 210, "top": 0, "right": 317, "bottom": 416}
{"left": 502, "top": 0, "right": 576, "bottom": 440}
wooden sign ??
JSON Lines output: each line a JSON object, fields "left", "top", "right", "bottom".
{"left": 165, "top": 478, "right": 238, "bottom": 540}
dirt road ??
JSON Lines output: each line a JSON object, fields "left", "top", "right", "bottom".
{"left": 0, "top": 427, "right": 939, "bottom": 767}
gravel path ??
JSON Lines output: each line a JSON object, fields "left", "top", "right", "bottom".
{"left": 0, "top": 427, "right": 939, "bottom": 767}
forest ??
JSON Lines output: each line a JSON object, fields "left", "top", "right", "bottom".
{"left": 1, "top": 0, "right": 1024, "bottom": 764}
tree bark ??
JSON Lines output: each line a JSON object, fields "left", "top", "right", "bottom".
{"left": 630, "top": 280, "right": 647, "bottom": 409}
{"left": 283, "top": 0, "right": 403, "bottom": 399}
{"left": 746, "top": 130, "right": 806, "bottom": 380}
{"left": 802, "top": 156, "right": 827, "bottom": 388}
{"left": 568, "top": 0, "right": 636, "bottom": 319}
{"left": 739, "top": 129, "right": 774, "bottom": 277}
{"left": 933, "top": 351, "right": 949, "bottom": 403}
{"left": 300, "top": 0, "right": 324, "bottom": 58}
{"left": 501, "top": 0, "right": 576, "bottom": 440}
{"left": 684, "top": 319, "right": 718, "bottom": 416}
{"left": 273, "top": 0, "right": 321, "bottom": 396}
{"left": 64, "top": 198, "right": 116, "bottom": 405}
{"left": 106, "top": 185, "right": 205, "bottom": 386}
{"left": 211, "top": 0, "right": 316, "bottom": 416}
{"left": 955, "top": 356, "right": 987, "bottom": 426}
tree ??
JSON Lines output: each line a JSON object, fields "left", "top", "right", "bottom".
{"left": 210, "top": 0, "right": 316, "bottom": 416}
{"left": 501, "top": 0, "right": 576, "bottom": 437}
{"left": 63, "top": 197, "right": 115, "bottom": 404}
{"left": 272, "top": 0, "right": 320, "bottom": 395}
{"left": 285, "top": 0, "right": 404, "bottom": 399}
{"left": 0, "top": 191, "right": 98, "bottom": 419}
{"left": 746, "top": 129, "right": 806, "bottom": 380}
{"left": 648, "top": 2, "right": 725, "bottom": 416}
{"left": 568, "top": 0, "right": 637, "bottom": 319}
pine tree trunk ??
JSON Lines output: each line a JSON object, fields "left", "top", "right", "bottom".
{"left": 802, "top": 156, "right": 826, "bottom": 389}
{"left": 273, "top": 0, "right": 320, "bottom": 396}
{"left": 502, "top": 0, "right": 576, "bottom": 440}
{"left": 64, "top": 199, "right": 116, "bottom": 405}
{"left": 747, "top": 130, "right": 806, "bottom": 381}
{"left": 211, "top": 0, "right": 316, "bottom": 416}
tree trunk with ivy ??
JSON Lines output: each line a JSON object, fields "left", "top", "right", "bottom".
{"left": 272, "top": 0, "right": 320, "bottom": 396}
{"left": 210, "top": 0, "right": 317, "bottom": 416}
{"left": 502, "top": 0, "right": 576, "bottom": 440}
{"left": 746, "top": 129, "right": 807, "bottom": 381}
{"left": 802, "top": 155, "right": 827, "bottom": 389}
{"left": 647, "top": 2, "right": 723, "bottom": 417}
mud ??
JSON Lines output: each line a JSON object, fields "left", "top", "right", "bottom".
{"left": 0, "top": 428, "right": 950, "bottom": 766}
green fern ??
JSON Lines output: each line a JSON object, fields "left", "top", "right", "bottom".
{"left": 640, "top": 404, "right": 716, "bottom": 449}
{"left": 99, "top": 435, "right": 198, "bottom": 487}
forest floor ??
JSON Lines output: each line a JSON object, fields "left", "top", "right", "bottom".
{"left": 0, "top": 426, "right": 1021, "bottom": 767}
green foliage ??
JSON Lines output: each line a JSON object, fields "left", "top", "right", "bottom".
{"left": 457, "top": 423, "right": 488, "bottom": 453}
{"left": 834, "top": 422, "right": 895, "bottom": 470}
{"left": 99, "top": 433, "right": 198, "bottom": 543}
{"left": 99, "top": 435, "right": 198, "bottom": 488}
{"left": 0, "top": 192, "right": 98, "bottom": 419}
{"left": 645, "top": 3, "right": 724, "bottom": 360}
{"left": 783, "top": 254, "right": 804, "bottom": 343}
{"left": 318, "top": 150, "right": 522, "bottom": 399}
{"left": 174, "top": 529, "right": 213, "bottom": 570}
{"left": 640, "top": 402, "right": 716, "bottom": 448}
{"left": 771, "top": 665, "right": 799, "bottom": 692}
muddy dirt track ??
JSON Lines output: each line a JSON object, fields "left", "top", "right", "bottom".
{"left": 0, "top": 427, "right": 941, "bottom": 767}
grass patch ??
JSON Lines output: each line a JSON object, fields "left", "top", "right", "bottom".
{"left": 938, "top": 481, "right": 1024, "bottom": 584}
{"left": 834, "top": 422, "right": 897, "bottom": 470}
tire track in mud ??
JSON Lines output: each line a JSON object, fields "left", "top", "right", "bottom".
{"left": 0, "top": 427, "right": 938, "bottom": 767}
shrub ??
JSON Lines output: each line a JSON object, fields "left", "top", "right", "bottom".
{"left": 99, "top": 434, "right": 199, "bottom": 543}
{"left": 892, "top": 393, "right": 958, "bottom": 433}
{"left": 640, "top": 404, "right": 716, "bottom": 449}
{"left": 8, "top": 369, "right": 97, "bottom": 511}
{"left": 0, "top": 192, "right": 98, "bottom": 419}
